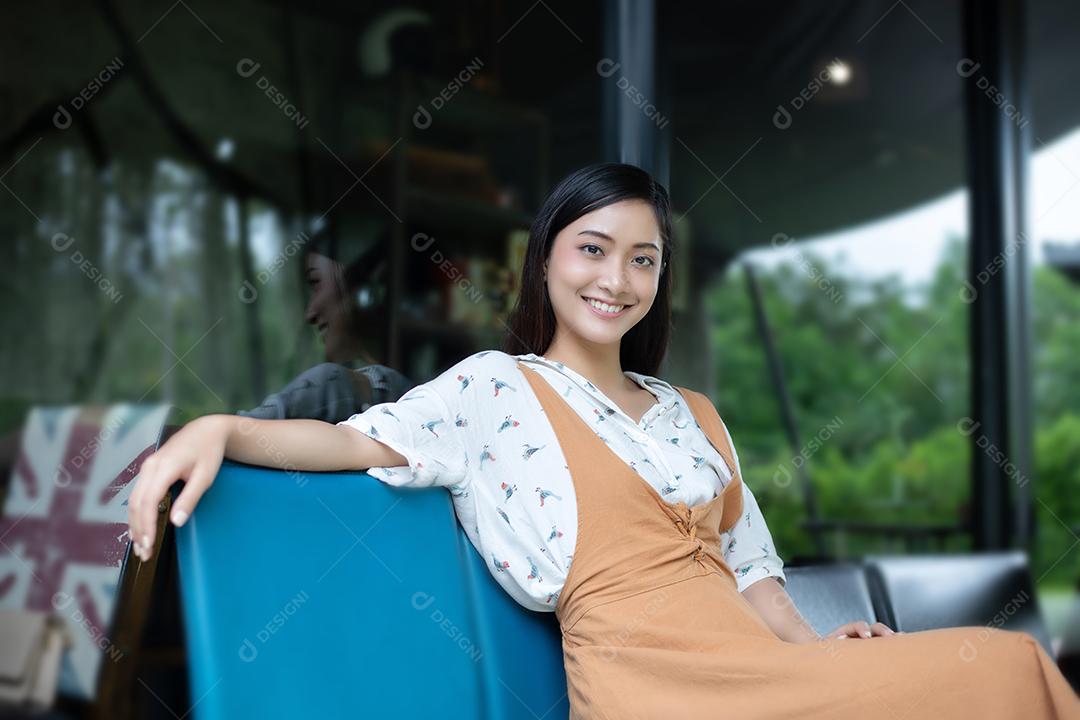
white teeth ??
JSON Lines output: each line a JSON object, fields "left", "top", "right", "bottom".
{"left": 585, "top": 298, "right": 625, "bottom": 314}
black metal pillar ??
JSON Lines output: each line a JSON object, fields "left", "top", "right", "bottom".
{"left": 602, "top": 0, "right": 659, "bottom": 176}
{"left": 961, "top": 0, "right": 1034, "bottom": 551}
{"left": 744, "top": 263, "right": 827, "bottom": 560}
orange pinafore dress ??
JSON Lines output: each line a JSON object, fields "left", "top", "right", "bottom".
{"left": 517, "top": 364, "right": 1080, "bottom": 719}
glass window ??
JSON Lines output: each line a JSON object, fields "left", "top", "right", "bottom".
{"left": 660, "top": 0, "right": 971, "bottom": 563}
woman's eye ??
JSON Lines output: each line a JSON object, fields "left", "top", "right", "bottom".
{"left": 633, "top": 256, "right": 656, "bottom": 267}
{"left": 581, "top": 244, "right": 602, "bottom": 256}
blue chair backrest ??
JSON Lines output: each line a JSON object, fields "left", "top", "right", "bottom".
{"left": 174, "top": 462, "right": 568, "bottom": 719}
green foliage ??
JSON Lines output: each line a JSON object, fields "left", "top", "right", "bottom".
{"left": 1034, "top": 414, "right": 1080, "bottom": 586}
{"left": 710, "top": 237, "right": 1080, "bottom": 587}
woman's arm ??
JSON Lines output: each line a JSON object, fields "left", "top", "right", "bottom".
{"left": 225, "top": 414, "right": 405, "bottom": 471}
{"left": 127, "top": 413, "right": 406, "bottom": 562}
{"left": 742, "top": 577, "right": 900, "bottom": 642}
{"left": 741, "top": 577, "right": 821, "bottom": 643}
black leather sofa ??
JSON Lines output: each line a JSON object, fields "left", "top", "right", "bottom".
{"left": 784, "top": 551, "right": 1054, "bottom": 656}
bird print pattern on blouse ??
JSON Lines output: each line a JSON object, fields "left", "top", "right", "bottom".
{"left": 338, "top": 350, "right": 786, "bottom": 613}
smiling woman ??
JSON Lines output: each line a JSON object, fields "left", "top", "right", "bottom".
{"left": 503, "top": 162, "right": 673, "bottom": 379}
{"left": 544, "top": 201, "right": 663, "bottom": 340}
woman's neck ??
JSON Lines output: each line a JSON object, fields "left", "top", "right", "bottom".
{"left": 542, "top": 334, "right": 633, "bottom": 397}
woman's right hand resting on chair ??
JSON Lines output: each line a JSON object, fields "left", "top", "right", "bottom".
{"left": 126, "top": 414, "right": 407, "bottom": 562}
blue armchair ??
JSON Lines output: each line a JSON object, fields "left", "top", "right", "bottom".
{"left": 173, "top": 462, "right": 569, "bottom": 719}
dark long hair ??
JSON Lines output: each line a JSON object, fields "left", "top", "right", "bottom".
{"left": 502, "top": 162, "right": 675, "bottom": 376}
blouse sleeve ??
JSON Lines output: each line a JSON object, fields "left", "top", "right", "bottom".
{"left": 337, "top": 369, "right": 467, "bottom": 491}
{"left": 718, "top": 422, "right": 787, "bottom": 593}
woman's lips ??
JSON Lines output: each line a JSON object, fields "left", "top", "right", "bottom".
{"left": 582, "top": 296, "right": 631, "bottom": 318}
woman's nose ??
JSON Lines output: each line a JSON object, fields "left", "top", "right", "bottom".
{"left": 596, "top": 266, "right": 630, "bottom": 293}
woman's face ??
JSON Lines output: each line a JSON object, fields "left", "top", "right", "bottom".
{"left": 304, "top": 252, "right": 351, "bottom": 363}
{"left": 544, "top": 199, "right": 663, "bottom": 349}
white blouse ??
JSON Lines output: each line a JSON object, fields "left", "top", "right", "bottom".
{"left": 338, "top": 350, "right": 786, "bottom": 612}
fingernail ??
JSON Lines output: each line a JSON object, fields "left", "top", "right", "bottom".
{"left": 141, "top": 535, "right": 151, "bottom": 550}
{"left": 836, "top": 634, "right": 847, "bottom": 639}
{"left": 862, "top": 631, "right": 871, "bottom": 638}
{"left": 171, "top": 509, "right": 188, "bottom": 527}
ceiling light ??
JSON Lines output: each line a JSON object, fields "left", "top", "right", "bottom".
{"left": 827, "top": 59, "right": 852, "bottom": 85}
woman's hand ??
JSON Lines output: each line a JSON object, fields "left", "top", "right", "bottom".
{"left": 825, "top": 620, "right": 902, "bottom": 640}
{"left": 126, "top": 412, "right": 407, "bottom": 563}
{"left": 127, "top": 414, "right": 230, "bottom": 563}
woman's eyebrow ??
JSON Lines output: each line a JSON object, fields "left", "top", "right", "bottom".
{"left": 577, "top": 229, "right": 660, "bottom": 251}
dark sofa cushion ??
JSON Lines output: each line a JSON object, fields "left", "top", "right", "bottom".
{"left": 864, "top": 551, "right": 1053, "bottom": 654}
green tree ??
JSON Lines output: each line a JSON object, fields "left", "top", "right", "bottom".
{"left": 709, "top": 237, "right": 1080, "bottom": 588}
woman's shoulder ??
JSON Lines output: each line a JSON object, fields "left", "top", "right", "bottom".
{"left": 424, "top": 350, "right": 527, "bottom": 403}
{"left": 440, "top": 349, "right": 524, "bottom": 379}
